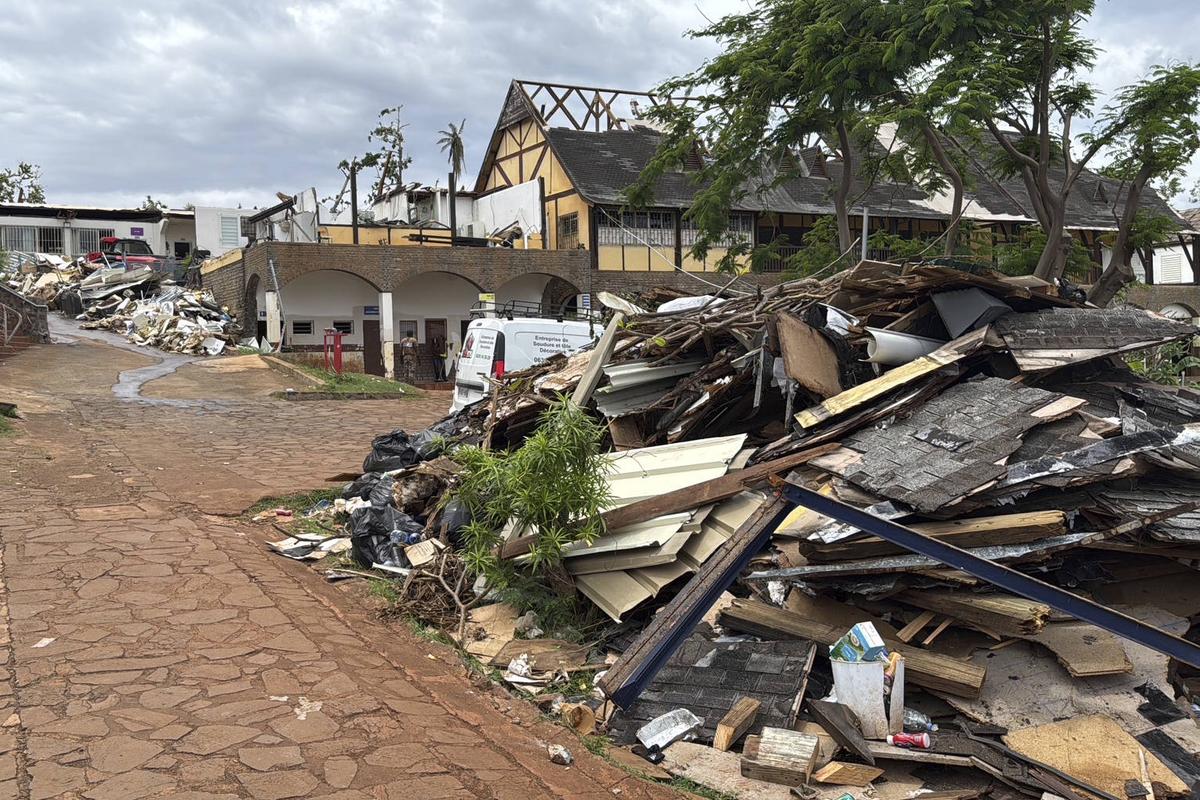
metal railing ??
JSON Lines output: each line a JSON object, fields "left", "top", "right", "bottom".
{"left": 0, "top": 302, "right": 23, "bottom": 348}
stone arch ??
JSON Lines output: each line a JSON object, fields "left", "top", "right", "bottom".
{"left": 282, "top": 266, "right": 382, "bottom": 293}
{"left": 1161, "top": 302, "right": 1199, "bottom": 323}
{"left": 493, "top": 272, "right": 582, "bottom": 316}
{"left": 391, "top": 270, "right": 484, "bottom": 350}
{"left": 281, "top": 269, "right": 381, "bottom": 349}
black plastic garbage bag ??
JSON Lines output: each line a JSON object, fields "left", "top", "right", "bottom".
{"left": 362, "top": 430, "right": 422, "bottom": 473}
{"left": 438, "top": 497, "right": 472, "bottom": 550}
{"left": 342, "top": 472, "right": 384, "bottom": 501}
{"left": 348, "top": 475, "right": 424, "bottom": 568}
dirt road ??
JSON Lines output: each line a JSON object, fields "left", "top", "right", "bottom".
{"left": 0, "top": 329, "right": 675, "bottom": 799}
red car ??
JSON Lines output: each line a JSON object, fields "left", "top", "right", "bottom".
{"left": 86, "top": 237, "right": 164, "bottom": 267}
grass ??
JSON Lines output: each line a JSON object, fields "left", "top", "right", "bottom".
{"left": 668, "top": 778, "right": 738, "bottom": 800}
{"left": 246, "top": 488, "right": 340, "bottom": 518}
{"left": 0, "top": 417, "right": 11, "bottom": 437}
{"left": 292, "top": 363, "right": 420, "bottom": 396}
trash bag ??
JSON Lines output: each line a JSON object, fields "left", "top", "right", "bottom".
{"left": 342, "top": 472, "right": 384, "bottom": 501}
{"left": 438, "top": 497, "right": 472, "bottom": 550}
{"left": 347, "top": 475, "right": 423, "bottom": 568}
{"left": 362, "top": 430, "right": 422, "bottom": 473}
{"left": 361, "top": 416, "right": 463, "bottom": 473}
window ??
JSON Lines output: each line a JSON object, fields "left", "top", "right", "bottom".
{"left": 557, "top": 212, "right": 579, "bottom": 249}
{"left": 597, "top": 208, "right": 677, "bottom": 246}
{"left": 219, "top": 215, "right": 242, "bottom": 247}
{"left": 332, "top": 320, "right": 354, "bottom": 334}
{"left": 0, "top": 225, "right": 35, "bottom": 253}
{"left": 291, "top": 320, "right": 314, "bottom": 336}
{"left": 680, "top": 212, "right": 753, "bottom": 247}
{"left": 36, "top": 227, "right": 64, "bottom": 254}
{"left": 74, "top": 228, "right": 115, "bottom": 255}
{"left": 1159, "top": 253, "right": 1183, "bottom": 284}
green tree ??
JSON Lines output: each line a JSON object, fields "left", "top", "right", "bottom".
{"left": 0, "top": 162, "right": 45, "bottom": 203}
{"left": 340, "top": 106, "right": 412, "bottom": 202}
{"left": 627, "top": 0, "right": 985, "bottom": 269}
{"left": 437, "top": 120, "right": 467, "bottom": 180}
{"left": 1087, "top": 65, "right": 1200, "bottom": 305}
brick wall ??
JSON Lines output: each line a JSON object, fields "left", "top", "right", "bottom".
{"left": 1124, "top": 284, "right": 1200, "bottom": 316}
{"left": 206, "top": 242, "right": 788, "bottom": 324}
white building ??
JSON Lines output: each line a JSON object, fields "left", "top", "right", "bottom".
{"left": 0, "top": 202, "right": 253, "bottom": 262}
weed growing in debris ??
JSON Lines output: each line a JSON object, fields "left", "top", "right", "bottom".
{"left": 668, "top": 777, "right": 738, "bottom": 800}
{"left": 581, "top": 734, "right": 608, "bottom": 756}
{"left": 0, "top": 417, "right": 11, "bottom": 436}
{"left": 246, "top": 488, "right": 339, "bottom": 517}
{"left": 450, "top": 398, "right": 612, "bottom": 580}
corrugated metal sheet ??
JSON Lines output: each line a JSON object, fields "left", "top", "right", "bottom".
{"left": 605, "top": 434, "right": 748, "bottom": 503}
{"left": 595, "top": 358, "right": 706, "bottom": 419}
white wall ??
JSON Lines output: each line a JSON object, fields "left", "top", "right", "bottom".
{"left": 391, "top": 271, "right": 479, "bottom": 353}
{"left": 1102, "top": 244, "right": 1196, "bottom": 285}
{"left": 0, "top": 213, "right": 167, "bottom": 257}
{"left": 472, "top": 179, "right": 542, "bottom": 239}
{"left": 496, "top": 273, "right": 550, "bottom": 308}
{"left": 194, "top": 206, "right": 250, "bottom": 256}
{"left": 281, "top": 269, "right": 379, "bottom": 346}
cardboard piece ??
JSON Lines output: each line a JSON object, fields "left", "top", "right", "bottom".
{"left": 778, "top": 313, "right": 843, "bottom": 398}
{"left": 829, "top": 657, "right": 904, "bottom": 739}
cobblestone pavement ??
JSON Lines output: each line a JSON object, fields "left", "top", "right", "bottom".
{"left": 0, "top": 334, "right": 678, "bottom": 799}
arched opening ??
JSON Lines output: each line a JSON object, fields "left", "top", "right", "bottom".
{"left": 495, "top": 272, "right": 583, "bottom": 318}
{"left": 392, "top": 272, "right": 483, "bottom": 381}
{"left": 1161, "top": 303, "right": 1199, "bottom": 324}
{"left": 280, "top": 271, "right": 379, "bottom": 355}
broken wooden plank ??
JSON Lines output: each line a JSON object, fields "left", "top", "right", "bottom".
{"left": 721, "top": 599, "right": 987, "bottom": 698}
{"left": 571, "top": 311, "right": 624, "bottom": 406}
{"left": 741, "top": 728, "right": 819, "bottom": 786}
{"left": 808, "top": 699, "right": 875, "bottom": 765}
{"left": 800, "top": 510, "right": 1067, "bottom": 561}
{"left": 899, "top": 591, "right": 1051, "bottom": 638}
{"left": 896, "top": 611, "right": 936, "bottom": 643}
{"left": 812, "top": 761, "right": 885, "bottom": 786}
{"left": 863, "top": 740, "right": 973, "bottom": 767}
{"left": 796, "top": 326, "right": 989, "bottom": 429}
{"left": 714, "top": 697, "right": 761, "bottom": 752}
{"left": 1019, "top": 622, "right": 1132, "bottom": 677}
{"left": 921, "top": 617, "right": 953, "bottom": 646}
{"left": 599, "top": 495, "right": 793, "bottom": 708}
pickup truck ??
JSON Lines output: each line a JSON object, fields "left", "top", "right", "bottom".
{"left": 86, "top": 237, "right": 164, "bottom": 267}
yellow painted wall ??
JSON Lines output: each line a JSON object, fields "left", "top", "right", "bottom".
{"left": 320, "top": 225, "right": 453, "bottom": 247}
{"left": 547, "top": 193, "right": 589, "bottom": 251}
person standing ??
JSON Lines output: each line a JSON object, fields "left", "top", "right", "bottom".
{"left": 431, "top": 336, "right": 448, "bottom": 382}
{"left": 399, "top": 329, "right": 419, "bottom": 383}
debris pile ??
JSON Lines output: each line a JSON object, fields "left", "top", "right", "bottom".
{"left": 79, "top": 285, "right": 238, "bottom": 355}
{"left": 1, "top": 251, "right": 83, "bottom": 304}
{"left": 265, "top": 260, "right": 1200, "bottom": 798}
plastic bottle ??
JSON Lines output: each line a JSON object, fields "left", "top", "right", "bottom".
{"left": 902, "top": 708, "right": 938, "bottom": 733}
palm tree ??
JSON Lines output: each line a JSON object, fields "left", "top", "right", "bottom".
{"left": 437, "top": 120, "right": 467, "bottom": 180}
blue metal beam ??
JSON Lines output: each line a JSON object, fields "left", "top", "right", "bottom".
{"left": 769, "top": 480, "right": 1200, "bottom": 670}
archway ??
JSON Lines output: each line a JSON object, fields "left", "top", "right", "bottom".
{"left": 391, "top": 271, "right": 483, "bottom": 373}
{"left": 1160, "top": 303, "right": 1199, "bottom": 324}
{"left": 494, "top": 272, "right": 582, "bottom": 317}
{"left": 278, "top": 268, "right": 376, "bottom": 350}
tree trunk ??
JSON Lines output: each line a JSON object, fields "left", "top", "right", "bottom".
{"left": 919, "top": 124, "right": 965, "bottom": 257}
{"left": 834, "top": 119, "right": 855, "bottom": 255}
{"left": 1089, "top": 163, "right": 1154, "bottom": 307}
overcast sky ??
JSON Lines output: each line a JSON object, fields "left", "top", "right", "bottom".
{"left": 1, "top": 0, "right": 1196, "bottom": 211}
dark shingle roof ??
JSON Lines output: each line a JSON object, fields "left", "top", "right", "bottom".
{"left": 544, "top": 125, "right": 1187, "bottom": 230}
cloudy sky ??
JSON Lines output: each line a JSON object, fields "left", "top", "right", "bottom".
{"left": 1, "top": 0, "right": 1197, "bottom": 211}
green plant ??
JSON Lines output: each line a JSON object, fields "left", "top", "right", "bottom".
{"left": 245, "top": 488, "right": 339, "bottom": 517}
{"left": 450, "top": 398, "right": 612, "bottom": 582}
{"left": 994, "top": 228, "right": 1094, "bottom": 281}
{"left": 1126, "top": 339, "right": 1200, "bottom": 385}
{"left": 668, "top": 777, "right": 738, "bottom": 800}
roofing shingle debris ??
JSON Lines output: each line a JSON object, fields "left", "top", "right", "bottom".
{"left": 2, "top": 249, "right": 239, "bottom": 354}
{"left": 268, "top": 259, "right": 1200, "bottom": 798}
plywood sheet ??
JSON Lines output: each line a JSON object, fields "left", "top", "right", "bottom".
{"left": 1020, "top": 621, "right": 1132, "bottom": 677}
{"left": 1004, "top": 715, "right": 1186, "bottom": 798}
{"left": 778, "top": 313, "right": 842, "bottom": 398}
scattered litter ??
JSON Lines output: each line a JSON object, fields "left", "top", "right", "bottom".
{"left": 547, "top": 744, "right": 574, "bottom": 765}
{"left": 31, "top": 638, "right": 55, "bottom": 648}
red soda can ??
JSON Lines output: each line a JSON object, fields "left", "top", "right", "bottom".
{"left": 886, "top": 732, "right": 931, "bottom": 749}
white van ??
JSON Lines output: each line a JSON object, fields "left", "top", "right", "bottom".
{"left": 450, "top": 316, "right": 600, "bottom": 413}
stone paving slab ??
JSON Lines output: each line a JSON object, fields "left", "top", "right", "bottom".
{"left": 0, "top": 338, "right": 681, "bottom": 799}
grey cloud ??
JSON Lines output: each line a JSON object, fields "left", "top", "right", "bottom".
{"left": 1, "top": 0, "right": 1195, "bottom": 209}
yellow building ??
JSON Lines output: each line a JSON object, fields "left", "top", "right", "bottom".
{"left": 472, "top": 80, "right": 959, "bottom": 276}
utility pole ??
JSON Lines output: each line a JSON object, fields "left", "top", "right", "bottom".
{"left": 350, "top": 160, "right": 360, "bottom": 245}
{"left": 860, "top": 206, "right": 869, "bottom": 263}
{"left": 448, "top": 171, "right": 457, "bottom": 247}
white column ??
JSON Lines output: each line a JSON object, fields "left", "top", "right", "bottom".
{"left": 380, "top": 291, "right": 395, "bottom": 379}
{"left": 265, "top": 290, "right": 282, "bottom": 345}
